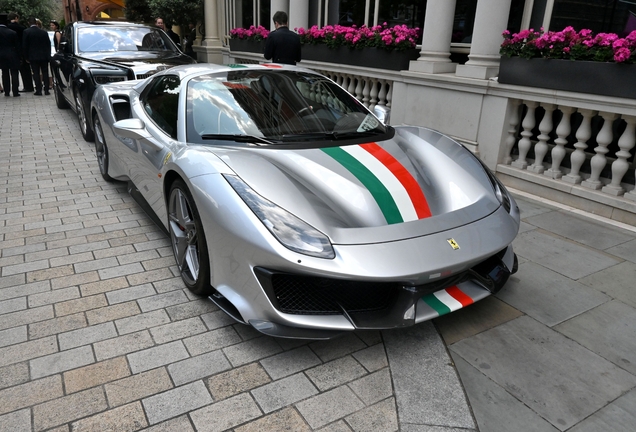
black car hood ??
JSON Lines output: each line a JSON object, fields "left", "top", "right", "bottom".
{"left": 81, "top": 50, "right": 195, "bottom": 66}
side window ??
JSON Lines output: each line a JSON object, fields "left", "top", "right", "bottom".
{"left": 142, "top": 75, "right": 180, "bottom": 139}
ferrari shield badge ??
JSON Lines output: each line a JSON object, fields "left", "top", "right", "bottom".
{"left": 447, "top": 238, "right": 460, "bottom": 250}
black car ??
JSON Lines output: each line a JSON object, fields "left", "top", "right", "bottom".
{"left": 51, "top": 21, "right": 196, "bottom": 141}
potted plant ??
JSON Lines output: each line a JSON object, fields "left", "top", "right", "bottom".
{"left": 297, "top": 23, "right": 421, "bottom": 70}
{"left": 498, "top": 26, "right": 636, "bottom": 98}
{"left": 228, "top": 25, "right": 269, "bottom": 53}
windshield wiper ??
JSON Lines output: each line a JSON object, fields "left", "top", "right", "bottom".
{"left": 279, "top": 130, "right": 384, "bottom": 142}
{"left": 200, "top": 134, "right": 277, "bottom": 145}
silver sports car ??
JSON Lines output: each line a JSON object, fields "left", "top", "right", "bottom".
{"left": 90, "top": 63, "right": 520, "bottom": 339}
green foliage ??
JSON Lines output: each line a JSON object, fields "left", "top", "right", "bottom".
{"left": 148, "top": 0, "right": 202, "bottom": 30}
{"left": 124, "top": 0, "right": 154, "bottom": 24}
{"left": 0, "top": 0, "right": 59, "bottom": 24}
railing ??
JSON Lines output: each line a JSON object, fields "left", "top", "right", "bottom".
{"left": 224, "top": 49, "right": 398, "bottom": 110}
{"left": 499, "top": 97, "right": 636, "bottom": 202}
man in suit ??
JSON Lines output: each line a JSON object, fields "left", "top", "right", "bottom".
{"left": 264, "top": 11, "right": 301, "bottom": 65}
{"left": 7, "top": 13, "right": 34, "bottom": 92}
{"left": 0, "top": 19, "right": 21, "bottom": 96}
{"left": 155, "top": 17, "right": 181, "bottom": 47}
{"left": 23, "top": 16, "right": 51, "bottom": 96}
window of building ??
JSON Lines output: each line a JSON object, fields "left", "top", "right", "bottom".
{"left": 550, "top": 0, "right": 636, "bottom": 34}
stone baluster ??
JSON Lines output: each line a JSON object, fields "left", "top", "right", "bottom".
{"left": 386, "top": 82, "right": 392, "bottom": 108}
{"left": 348, "top": 76, "right": 357, "bottom": 98}
{"left": 503, "top": 100, "right": 521, "bottom": 165}
{"left": 369, "top": 79, "right": 379, "bottom": 110}
{"left": 377, "top": 80, "right": 388, "bottom": 107}
{"left": 362, "top": 78, "right": 371, "bottom": 107}
{"left": 563, "top": 109, "right": 597, "bottom": 184}
{"left": 603, "top": 115, "right": 636, "bottom": 196}
{"left": 545, "top": 106, "right": 575, "bottom": 179}
{"left": 511, "top": 101, "right": 538, "bottom": 169}
{"left": 529, "top": 104, "right": 555, "bottom": 174}
{"left": 355, "top": 79, "right": 364, "bottom": 103}
{"left": 582, "top": 112, "right": 617, "bottom": 190}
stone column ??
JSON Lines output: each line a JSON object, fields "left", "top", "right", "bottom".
{"left": 200, "top": 0, "right": 223, "bottom": 64}
{"left": 271, "top": 0, "right": 289, "bottom": 28}
{"left": 289, "top": 0, "right": 308, "bottom": 30}
{"left": 409, "top": 0, "right": 457, "bottom": 74}
{"left": 455, "top": 0, "right": 512, "bottom": 79}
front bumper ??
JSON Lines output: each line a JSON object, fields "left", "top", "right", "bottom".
{"left": 224, "top": 245, "right": 518, "bottom": 339}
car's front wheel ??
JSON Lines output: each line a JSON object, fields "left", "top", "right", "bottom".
{"left": 168, "top": 180, "right": 212, "bottom": 295}
{"left": 75, "top": 89, "right": 94, "bottom": 142}
{"left": 93, "top": 113, "right": 113, "bottom": 182}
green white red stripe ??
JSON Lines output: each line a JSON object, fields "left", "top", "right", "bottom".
{"left": 321, "top": 143, "right": 431, "bottom": 224}
{"left": 421, "top": 285, "right": 475, "bottom": 316}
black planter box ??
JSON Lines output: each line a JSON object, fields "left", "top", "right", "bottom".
{"left": 498, "top": 56, "right": 636, "bottom": 99}
{"left": 228, "top": 39, "right": 265, "bottom": 54}
{"left": 302, "top": 45, "right": 419, "bottom": 71}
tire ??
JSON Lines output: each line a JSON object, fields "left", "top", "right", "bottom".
{"left": 93, "top": 113, "right": 113, "bottom": 182}
{"left": 168, "top": 180, "right": 212, "bottom": 295}
{"left": 75, "top": 89, "right": 94, "bottom": 142}
{"left": 53, "top": 79, "right": 68, "bottom": 109}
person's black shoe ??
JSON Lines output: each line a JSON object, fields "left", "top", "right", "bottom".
{"left": 44, "top": 91, "right": 50, "bottom": 95}
{"left": 13, "top": 94, "right": 20, "bottom": 97}
{"left": 4, "top": 94, "right": 10, "bottom": 97}
{"left": 34, "top": 92, "right": 42, "bottom": 96}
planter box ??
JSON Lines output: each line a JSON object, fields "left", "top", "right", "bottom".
{"left": 302, "top": 45, "right": 419, "bottom": 71}
{"left": 498, "top": 56, "right": 636, "bottom": 99}
{"left": 228, "top": 39, "right": 264, "bottom": 54}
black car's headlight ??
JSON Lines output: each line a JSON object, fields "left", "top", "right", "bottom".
{"left": 90, "top": 68, "right": 128, "bottom": 85}
{"left": 224, "top": 174, "right": 335, "bottom": 259}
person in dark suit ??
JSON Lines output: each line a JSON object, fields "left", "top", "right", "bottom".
{"left": 0, "top": 19, "right": 21, "bottom": 96}
{"left": 155, "top": 17, "right": 181, "bottom": 48}
{"left": 23, "top": 16, "right": 51, "bottom": 95}
{"left": 264, "top": 11, "right": 301, "bottom": 65}
{"left": 7, "top": 13, "right": 34, "bottom": 92}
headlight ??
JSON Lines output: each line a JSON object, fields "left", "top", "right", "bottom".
{"left": 224, "top": 175, "right": 335, "bottom": 259}
{"left": 487, "top": 170, "right": 512, "bottom": 213}
{"left": 90, "top": 68, "right": 128, "bottom": 85}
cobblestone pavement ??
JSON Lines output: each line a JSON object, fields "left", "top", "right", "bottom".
{"left": 0, "top": 91, "right": 473, "bottom": 431}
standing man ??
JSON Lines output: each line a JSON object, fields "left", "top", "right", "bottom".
{"left": 23, "top": 17, "right": 51, "bottom": 96}
{"left": 0, "top": 18, "right": 21, "bottom": 97}
{"left": 263, "top": 11, "right": 301, "bottom": 65}
{"left": 155, "top": 17, "right": 181, "bottom": 47}
{"left": 7, "top": 13, "right": 34, "bottom": 92}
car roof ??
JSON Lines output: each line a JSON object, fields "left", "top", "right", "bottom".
{"left": 72, "top": 21, "right": 155, "bottom": 29}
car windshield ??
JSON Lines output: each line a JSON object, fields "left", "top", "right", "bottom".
{"left": 77, "top": 26, "right": 176, "bottom": 53}
{"left": 186, "top": 69, "right": 388, "bottom": 145}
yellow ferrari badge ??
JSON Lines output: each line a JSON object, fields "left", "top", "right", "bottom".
{"left": 447, "top": 238, "right": 460, "bottom": 250}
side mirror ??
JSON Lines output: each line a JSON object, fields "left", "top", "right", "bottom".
{"left": 59, "top": 41, "right": 68, "bottom": 53}
{"left": 373, "top": 106, "right": 391, "bottom": 125}
{"left": 114, "top": 118, "right": 164, "bottom": 151}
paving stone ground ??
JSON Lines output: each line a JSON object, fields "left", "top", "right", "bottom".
{"left": 3, "top": 86, "right": 636, "bottom": 432}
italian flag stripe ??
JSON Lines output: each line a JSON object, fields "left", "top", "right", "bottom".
{"left": 322, "top": 144, "right": 431, "bottom": 224}
{"left": 360, "top": 143, "right": 432, "bottom": 218}
{"left": 422, "top": 286, "right": 474, "bottom": 317}
{"left": 321, "top": 146, "right": 403, "bottom": 224}
{"left": 447, "top": 285, "right": 474, "bottom": 307}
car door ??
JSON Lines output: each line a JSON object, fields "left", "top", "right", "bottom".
{"left": 53, "top": 25, "right": 75, "bottom": 106}
{"left": 127, "top": 75, "right": 181, "bottom": 217}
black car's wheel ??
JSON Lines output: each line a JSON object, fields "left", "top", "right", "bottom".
{"left": 53, "top": 79, "right": 68, "bottom": 109}
{"left": 75, "top": 89, "right": 94, "bottom": 142}
{"left": 93, "top": 113, "right": 113, "bottom": 182}
{"left": 168, "top": 180, "right": 212, "bottom": 295}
